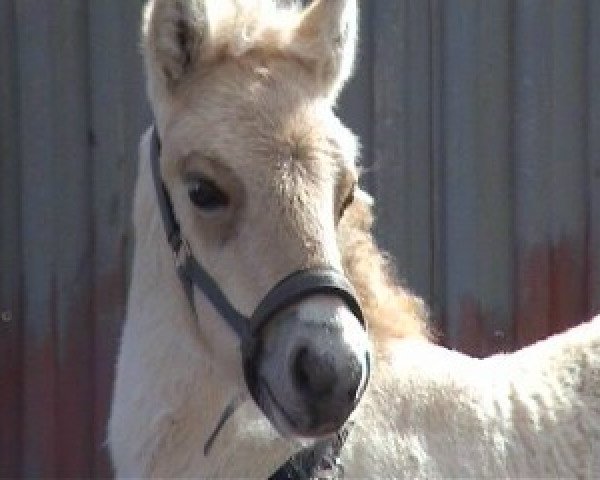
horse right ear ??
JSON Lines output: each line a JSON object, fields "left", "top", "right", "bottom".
{"left": 142, "top": 0, "right": 211, "bottom": 90}
{"left": 288, "top": 0, "right": 358, "bottom": 101}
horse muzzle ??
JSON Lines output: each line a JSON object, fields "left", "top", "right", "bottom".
{"left": 244, "top": 292, "right": 371, "bottom": 438}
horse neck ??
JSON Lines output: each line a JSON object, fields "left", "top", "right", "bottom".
{"left": 115, "top": 131, "right": 296, "bottom": 477}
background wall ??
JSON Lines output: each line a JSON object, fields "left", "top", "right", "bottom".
{"left": 1, "top": 0, "right": 599, "bottom": 477}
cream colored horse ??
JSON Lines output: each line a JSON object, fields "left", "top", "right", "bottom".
{"left": 108, "top": 0, "right": 600, "bottom": 477}
{"left": 109, "top": 0, "right": 427, "bottom": 477}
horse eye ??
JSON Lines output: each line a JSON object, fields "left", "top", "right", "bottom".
{"left": 188, "top": 178, "right": 230, "bottom": 211}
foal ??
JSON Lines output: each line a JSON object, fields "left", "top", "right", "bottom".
{"left": 109, "top": 0, "right": 427, "bottom": 477}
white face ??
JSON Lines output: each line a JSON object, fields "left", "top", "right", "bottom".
{"left": 157, "top": 58, "right": 370, "bottom": 437}
{"left": 144, "top": 0, "right": 368, "bottom": 438}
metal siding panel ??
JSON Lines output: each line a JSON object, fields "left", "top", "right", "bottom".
{"left": 373, "top": 1, "right": 408, "bottom": 284}
{"left": 514, "top": 0, "right": 553, "bottom": 347}
{"left": 472, "top": 1, "right": 514, "bottom": 353}
{"left": 0, "top": 0, "right": 23, "bottom": 477}
{"left": 442, "top": 1, "right": 514, "bottom": 356}
{"left": 338, "top": 1, "right": 374, "bottom": 193}
{"left": 16, "top": 1, "right": 59, "bottom": 476}
{"left": 589, "top": 0, "right": 600, "bottom": 315}
{"left": 547, "top": 0, "right": 588, "bottom": 333}
{"left": 372, "top": 1, "right": 433, "bottom": 304}
{"left": 52, "top": 2, "right": 94, "bottom": 477}
{"left": 404, "top": 1, "right": 433, "bottom": 305}
{"left": 89, "top": 4, "right": 127, "bottom": 476}
{"left": 442, "top": 0, "right": 479, "bottom": 350}
{"left": 15, "top": 2, "right": 95, "bottom": 476}
{"left": 89, "top": 1, "right": 149, "bottom": 476}
{"left": 430, "top": 0, "right": 445, "bottom": 328}
{"left": 515, "top": 0, "right": 588, "bottom": 348}
{"left": 119, "top": 1, "right": 153, "bottom": 284}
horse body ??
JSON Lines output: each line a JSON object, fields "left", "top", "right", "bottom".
{"left": 342, "top": 318, "right": 600, "bottom": 478}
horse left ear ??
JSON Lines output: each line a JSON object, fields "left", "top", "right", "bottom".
{"left": 142, "top": 0, "right": 215, "bottom": 91}
{"left": 288, "top": 0, "right": 358, "bottom": 101}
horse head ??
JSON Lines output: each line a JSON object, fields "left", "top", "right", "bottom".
{"left": 143, "top": 0, "right": 368, "bottom": 440}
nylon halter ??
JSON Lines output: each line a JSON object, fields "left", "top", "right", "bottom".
{"left": 149, "top": 127, "right": 367, "bottom": 409}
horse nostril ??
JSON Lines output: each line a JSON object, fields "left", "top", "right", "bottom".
{"left": 292, "top": 346, "right": 336, "bottom": 398}
{"left": 347, "top": 383, "right": 359, "bottom": 401}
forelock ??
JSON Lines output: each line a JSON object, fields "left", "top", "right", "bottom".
{"left": 203, "top": 0, "right": 301, "bottom": 58}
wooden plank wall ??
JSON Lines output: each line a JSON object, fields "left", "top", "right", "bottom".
{"left": 0, "top": 1, "right": 599, "bottom": 477}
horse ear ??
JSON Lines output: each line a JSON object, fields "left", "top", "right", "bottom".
{"left": 289, "top": 0, "right": 358, "bottom": 100}
{"left": 142, "top": 0, "right": 210, "bottom": 89}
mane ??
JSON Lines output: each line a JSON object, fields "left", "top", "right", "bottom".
{"left": 339, "top": 196, "right": 432, "bottom": 341}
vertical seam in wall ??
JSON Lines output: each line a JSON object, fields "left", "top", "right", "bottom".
{"left": 8, "top": 0, "right": 25, "bottom": 474}
{"left": 366, "top": 0, "right": 376, "bottom": 198}
{"left": 548, "top": 1, "right": 557, "bottom": 333}
{"left": 429, "top": 0, "right": 436, "bottom": 324}
{"left": 429, "top": 0, "right": 445, "bottom": 333}
{"left": 402, "top": 0, "right": 410, "bottom": 279}
{"left": 14, "top": 0, "right": 25, "bottom": 474}
{"left": 125, "top": 3, "right": 136, "bottom": 296}
{"left": 583, "top": 0, "right": 592, "bottom": 318}
{"left": 50, "top": 4, "right": 60, "bottom": 474}
{"left": 87, "top": 1, "right": 100, "bottom": 473}
{"left": 508, "top": 0, "right": 517, "bottom": 348}
{"left": 51, "top": 274, "right": 59, "bottom": 477}
{"left": 15, "top": 10, "right": 24, "bottom": 476}
{"left": 83, "top": 0, "right": 95, "bottom": 474}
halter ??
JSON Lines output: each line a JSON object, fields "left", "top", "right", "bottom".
{"left": 150, "top": 126, "right": 366, "bottom": 478}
